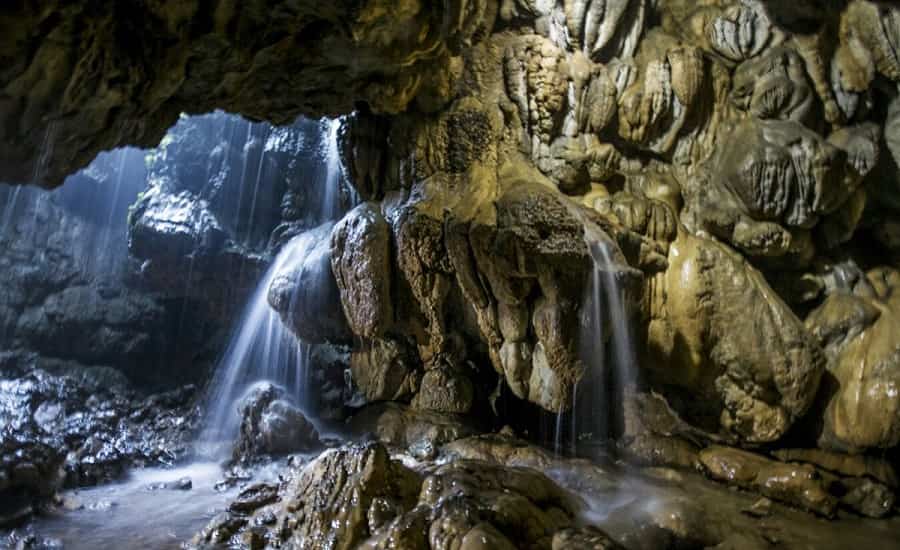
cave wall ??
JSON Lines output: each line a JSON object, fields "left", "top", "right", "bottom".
{"left": 3, "top": 0, "right": 900, "bottom": 455}
{"left": 315, "top": 0, "right": 900, "bottom": 454}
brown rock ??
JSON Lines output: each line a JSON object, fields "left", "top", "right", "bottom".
{"left": 553, "top": 526, "right": 627, "bottom": 550}
{"left": 699, "top": 445, "right": 838, "bottom": 517}
{"left": 274, "top": 443, "right": 422, "bottom": 549}
{"left": 331, "top": 203, "right": 394, "bottom": 339}
{"left": 646, "top": 232, "right": 825, "bottom": 444}
{"left": 411, "top": 366, "right": 475, "bottom": 414}
{"left": 806, "top": 267, "right": 900, "bottom": 453}
{"left": 350, "top": 338, "right": 421, "bottom": 403}
{"left": 772, "top": 448, "right": 898, "bottom": 488}
{"left": 348, "top": 402, "right": 480, "bottom": 451}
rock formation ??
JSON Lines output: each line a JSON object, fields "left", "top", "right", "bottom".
{"left": 3, "top": 0, "right": 900, "bottom": 544}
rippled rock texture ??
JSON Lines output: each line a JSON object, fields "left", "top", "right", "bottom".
{"left": 191, "top": 441, "right": 592, "bottom": 549}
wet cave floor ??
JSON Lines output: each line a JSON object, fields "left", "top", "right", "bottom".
{"left": 6, "top": 443, "right": 900, "bottom": 550}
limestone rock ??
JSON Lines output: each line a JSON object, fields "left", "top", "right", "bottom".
{"left": 331, "top": 203, "right": 393, "bottom": 339}
{"left": 9, "top": 0, "right": 900, "bottom": 503}
{"left": 772, "top": 448, "right": 898, "bottom": 488}
{"left": 348, "top": 402, "right": 481, "bottom": 452}
{"left": 0, "top": 1, "right": 496, "bottom": 187}
{"left": 563, "top": 0, "right": 647, "bottom": 62}
{"left": 646, "top": 232, "right": 825, "bottom": 443}
{"left": 730, "top": 47, "right": 814, "bottom": 123}
{"left": 411, "top": 459, "right": 582, "bottom": 549}
{"left": 806, "top": 267, "right": 900, "bottom": 453}
{"left": 553, "top": 526, "right": 627, "bottom": 550}
{"left": 503, "top": 35, "right": 570, "bottom": 155}
{"left": 412, "top": 366, "right": 475, "bottom": 414}
{"left": 443, "top": 433, "right": 559, "bottom": 470}
{"left": 694, "top": 118, "right": 871, "bottom": 258}
{"left": 273, "top": 443, "right": 422, "bottom": 549}
{"left": 469, "top": 182, "right": 595, "bottom": 412}
{"left": 839, "top": 477, "right": 896, "bottom": 519}
{"left": 699, "top": 446, "right": 838, "bottom": 516}
{"left": 0, "top": 368, "right": 196, "bottom": 526}
{"left": 267, "top": 223, "right": 351, "bottom": 345}
{"left": 350, "top": 338, "right": 421, "bottom": 403}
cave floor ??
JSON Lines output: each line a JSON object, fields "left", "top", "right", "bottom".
{"left": 4, "top": 447, "right": 900, "bottom": 549}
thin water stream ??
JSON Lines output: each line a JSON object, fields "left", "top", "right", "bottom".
{"left": 553, "top": 222, "right": 638, "bottom": 456}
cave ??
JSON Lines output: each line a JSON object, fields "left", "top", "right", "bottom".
{"left": 2, "top": 1, "right": 900, "bottom": 548}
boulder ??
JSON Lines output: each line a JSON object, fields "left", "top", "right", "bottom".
{"left": 267, "top": 223, "right": 351, "bottom": 345}
{"left": 646, "top": 232, "right": 825, "bottom": 443}
{"left": 231, "top": 383, "right": 321, "bottom": 465}
{"left": 805, "top": 267, "right": 900, "bottom": 453}
{"left": 347, "top": 402, "right": 481, "bottom": 453}
{"left": 331, "top": 202, "right": 394, "bottom": 339}
{"left": 0, "top": 368, "right": 196, "bottom": 525}
{"left": 273, "top": 443, "right": 422, "bottom": 549}
{"left": 350, "top": 338, "right": 420, "bottom": 403}
{"left": 411, "top": 366, "right": 475, "bottom": 414}
{"left": 193, "top": 440, "right": 606, "bottom": 549}
{"left": 553, "top": 526, "right": 627, "bottom": 550}
{"left": 772, "top": 448, "right": 898, "bottom": 488}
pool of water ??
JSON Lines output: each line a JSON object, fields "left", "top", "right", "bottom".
{"left": 7, "top": 463, "right": 240, "bottom": 549}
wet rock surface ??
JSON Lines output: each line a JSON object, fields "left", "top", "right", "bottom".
{"left": 0, "top": 178, "right": 217, "bottom": 390}
{"left": 188, "top": 432, "right": 900, "bottom": 550}
{"left": 191, "top": 441, "right": 589, "bottom": 549}
{"left": 0, "top": 366, "right": 197, "bottom": 526}
{"left": 128, "top": 113, "right": 341, "bottom": 327}
{"left": 231, "top": 383, "right": 321, "bottom": 466}
{"left": 699, "top": 445, "right": 840, "bottom": 517}
{"left": 5, "top": 0, "right": 900, "bottom": 546}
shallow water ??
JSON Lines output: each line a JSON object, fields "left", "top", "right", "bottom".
{"left": 11, "top": 463, "right": 239, "bottom": 550}
{"left": 549, "top": 460, "right": 900, "bottom": 549}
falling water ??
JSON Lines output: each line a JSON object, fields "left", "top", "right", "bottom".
{"left": 0, "top": 147, "right": 146, "bottom": 275}
{"left": 559, "top": 226, "right": 637, "bottom": 456}
{"left": 318, "top": 117, "right": 343, "bottom": 221}
{"left": 197, "top": 117, "right": 350, "bottom": 454}
{"left": 197, "top": 224, "right": 333, "bottom": 450}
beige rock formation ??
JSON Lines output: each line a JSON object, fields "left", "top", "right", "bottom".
{"left": 5, "top": 0, "right": 900, "bottom": 470}
{"left": 806, "top": 267, "right": 900, "bottom": 453}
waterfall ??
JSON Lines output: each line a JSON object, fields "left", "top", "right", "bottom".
{"left": 560, "top": 227, "right": 637, "bottom": 455}
{"left": 197, "top": 117, "right": 351, "bottom": 454}
{"left": 197, "top": 223, "right": 333, "bottom": 450}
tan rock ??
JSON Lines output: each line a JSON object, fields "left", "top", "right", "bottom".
{"left": 350, "top": 338, "right": 421, "bottom": 403}
{"left": 553, "top": 526, "right": 627, "bottom": 550}
{"left": 331, "top": 202, "right": 393, "bottom": 339}
{"left": 275, "top": 443, "right": 422, "bottom": 549}
{"left": 806, "top": 267, "right": 900, "bottom": 453}
{"left": 699, "top": 445, "right": 838, "bottom": 517}
{"left": 772, "top": 448, "right": 898, "bottom": 488}
{"left": 412, "top": 366, "right": 475, "bottom": 414}
{"left": 646, "top": 232, "right": 825, "bottom": 443}
{"left": 348, "top": 402, "right": 480, "bottom": 451}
